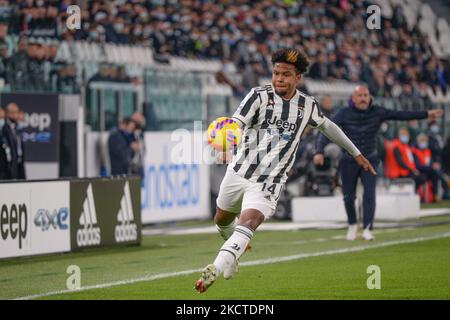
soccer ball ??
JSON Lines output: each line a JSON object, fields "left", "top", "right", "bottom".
{"left": 207, "top": 117, "right": 241, "bottom": 152}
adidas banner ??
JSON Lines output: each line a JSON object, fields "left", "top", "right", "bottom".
{"left": 70, "top": 177, "right": 142, "bottom": 250}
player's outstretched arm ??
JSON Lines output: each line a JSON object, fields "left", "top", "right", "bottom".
{"left": 381, "top": 107, "right": 444, "bottom": 122}
{"left": 317, "top": 118, "right": 376, "bottom": 175}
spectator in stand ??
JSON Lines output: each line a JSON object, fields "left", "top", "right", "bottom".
{"left": 426, "top": 121, "right": 450, "bottom": 200}
{"left": 427, "top": 121, "right": 445, "bottom": 162}
{"left": 411, "top": 133, "right": 446, "bottom": 201}
{"left": 442, "top": 136, "right": 450, "bottom": 176}
{"left": 0, "top": 0, "right": 448, "bottom": 98}
{"left": 320, "top": 95, "right": 335, "bottom": 119}
{"left": 116, "top": 65, "right": 131, "bottom": 83}
{"left": 387, "top": 127, "right": 425, "bottom": 190}
{"left": 5, "top": 37, "right": 28, "bottom": 88}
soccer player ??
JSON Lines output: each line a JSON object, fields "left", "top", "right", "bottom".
{"left": 195, "top": 48, "right": 376, "bottom": 293}
{"left": 314, "top": 86, "right": 443, "bottom": 241}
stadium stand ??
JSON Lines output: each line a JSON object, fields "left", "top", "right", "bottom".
{"left": 0, "top": 0, "right": 448, "bottom": 99}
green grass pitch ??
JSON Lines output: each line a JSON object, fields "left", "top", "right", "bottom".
{"left": 1, "top": 215, "right": 450, "bottom": 300}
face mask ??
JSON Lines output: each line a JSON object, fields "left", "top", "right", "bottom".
{"left": 399, "top": 135, "right": 409, "bottom": 144}
{"left": 418, "top": 142, "right": 428, "bottom": 149}
{"left": 114, "top": 24, "right": 124, "bottom": 33}
{"left": 16, "top": 121, "right": 26, "bottom": 130}
{"left": 380, "top": 123, "right": 388, "bottom": 133}
{"left": 430, "top": 125, "right": 440, "bottom": 134}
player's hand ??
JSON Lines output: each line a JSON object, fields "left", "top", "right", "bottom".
{"left": 354, "top": 154, "right": 377, "bottom": 175}
{"left": 427, "top": 109, "right": 444, "bottom": 121}
{"left": 313, "top": 153, "right": 325, "bottom": 166}
{"left": 216, "top": 151, "right": 233, "bottom": 164}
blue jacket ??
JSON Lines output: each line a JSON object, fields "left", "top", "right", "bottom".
{"left": 316, "top": 100, "right": 428, "bottom": 160}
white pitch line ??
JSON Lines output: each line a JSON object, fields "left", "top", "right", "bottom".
{"left": 13, "top": 231, "right": 450, "bottom": 300}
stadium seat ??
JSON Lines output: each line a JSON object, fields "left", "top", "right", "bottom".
{"left": 403, "top": 5, "right": 418, "bottom": 30}
{"left": 55, "top": 40, "right": 72, "bottom": 62}
{"left": 373, "top": 0, "right": 392, "bottom": 18}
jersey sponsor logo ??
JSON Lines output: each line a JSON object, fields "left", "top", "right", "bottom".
{"left": 266, "top": 116, "right": 297, "bottom": 132}
{"left": 76, "top": 184, "right": 101, "bottom": 247}
{"left": 115, "top": 181, "right": 138, "bottom": 242}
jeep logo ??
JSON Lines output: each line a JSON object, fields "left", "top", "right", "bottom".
{"left": 266, "top": 116, "right": 297, "bottom": 132}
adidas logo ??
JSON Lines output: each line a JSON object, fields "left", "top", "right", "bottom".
{"left": 77, "top": 184, "right": 101, "bottom": 247}
{"left": 115, "top": 182, "right": 138, "bottom": 242}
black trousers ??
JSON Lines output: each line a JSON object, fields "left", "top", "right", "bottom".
{"left": 340, "top": 157, "right": 379, "bottom": 229}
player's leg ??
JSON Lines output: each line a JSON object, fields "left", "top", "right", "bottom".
{"left": 360, "top": 158, "right": 378, "bottom": 240}
{"left": 195, "top": 181, "right": 280, "bottom": 292}
{"left": 194, "top": 208, "right": 264, "bottom": 293}
{"left": 340, "top": 158, "right": 360, "bottom": 240}
{"left": 212, "top": 208, "right": 265, "bottom": 280}
{"left": 195, "top": 169, "right": 245, "bottom": 293}
{"left": 212, "top": 182, "right": 280, "bottom": 279}
{"left": 214, "top": 206, "right": 239, "bottom": 241}
{"left": 214, "top": 169, "right": 245, "bottom": 240}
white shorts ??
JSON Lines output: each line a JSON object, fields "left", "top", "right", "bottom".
{"left": 216, "top": 168, "right": 284, "bottom": 220}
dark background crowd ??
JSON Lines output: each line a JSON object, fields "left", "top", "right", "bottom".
{"left": 0, "top": 0, "right": 448, "bottom": 100}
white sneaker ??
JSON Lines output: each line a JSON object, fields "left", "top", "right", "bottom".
{"left": 223, "top": 259, "right": 239, "bottom": 280}
{"left": 195, "top": 264, "right": 218, "bottom": 293}
{"left": 362, "top": 228, "right": 375, "bottom": 241}
{"left": 346, "top": 224, "right": 358, "bottom": 241}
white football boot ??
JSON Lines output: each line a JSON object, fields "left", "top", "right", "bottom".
{"left": 195, "top": 264, "right": 218, "bottom": 293}
{"left": 346, "top": 224, "right": 358, "bottom": 241}
{"left": 362, "top": 228, "right": 375, "bottom": 241}
{"left": 223, "top": 259, "right": 239, "bottom": 280}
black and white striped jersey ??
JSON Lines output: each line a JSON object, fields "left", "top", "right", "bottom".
{"left": 230, "top": 84, "right": 326, "bottom": 184}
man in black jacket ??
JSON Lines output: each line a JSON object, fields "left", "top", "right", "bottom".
{"left": 1, "top": 103, "right": 26, "bottom": 180}
{"left": 0, "top": 106, "right": 10, "bottom": 180}
{"left": 314, "top": 86, "right": 443, "bottom": 241}
{"left": 108, "top": 118, "right": 139, "bottom": 175}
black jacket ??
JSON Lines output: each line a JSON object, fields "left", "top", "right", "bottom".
{"left": 316, "top": 101, "right": 428, "bottom": 160}
{"left": 0, "top": 130, "right": 10, "bottom": 180}
{"left": 1, "top": 120, "right": 26, "bottom": 179}
{"left": 108, "top": 128, "right": 134, "bottom": 175}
